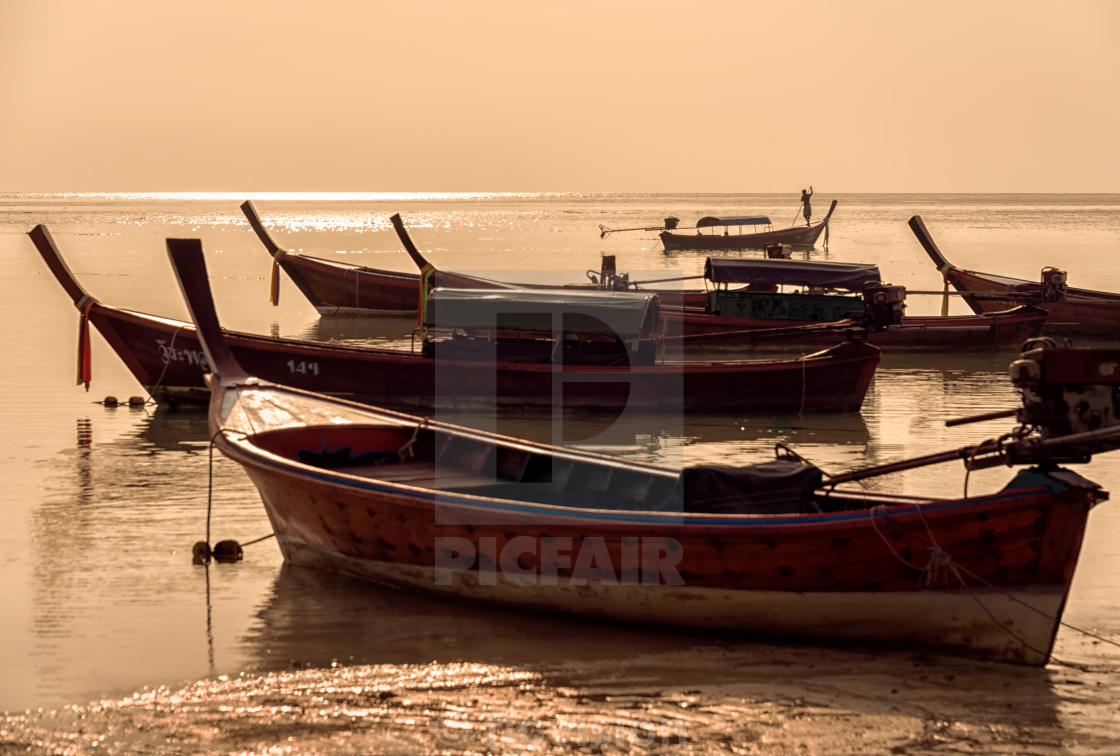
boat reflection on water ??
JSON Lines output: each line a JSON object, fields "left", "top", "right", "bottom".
{"left": 206, "top": 562, "right": 1073, "bottom": 755}
{"left": 438, "top": 409, "right": 873, "bottom": 465}
{"left": 133, "top": 406, "right": 213, "bottom": 452}
{"left": 239, "top": 562, "right": 703, "bottom": 671}
{"left": 877, "top": 345, "right": 1030, "bottom": 373}
{"left": 297, "top": 315, "right": 417, "bottom": 349}
{"left": 137, "top": 401, "right": 871, "bottom": 460}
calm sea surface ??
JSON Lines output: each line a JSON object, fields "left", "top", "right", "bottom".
{"left": 1, "top": 193, "right": 1119, "bottom": 754}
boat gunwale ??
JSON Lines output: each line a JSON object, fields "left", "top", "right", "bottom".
{"left": 222, "top": 427, "right": 1058, "bottom": 525}
{"left": 216, "top": 382, "right": 1059, "bottom": 526}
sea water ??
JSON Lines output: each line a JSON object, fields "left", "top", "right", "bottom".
{"left": 1, "top": 192, "right": 1119, "bottom": 754}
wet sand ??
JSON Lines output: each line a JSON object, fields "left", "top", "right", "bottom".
{"left": 5, "top": 636, "right": 1116, "bottom": 754}
{"left": 4, "top": 563, "right": 1119, "bottom": 755}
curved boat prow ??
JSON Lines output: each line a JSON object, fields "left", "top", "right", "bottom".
{"left": 166, "top": 238, "right": 250, "bottom": 385}
{"left": 390, "top": 213, "right": 435, "bottom": 275}
{"left": 822, "top": 199, "right": 838, "bottom": 224}
{"left": 28, "top": 224, "right": 93, "bottom": 308}
{"left": 908, "top": 215, "right": 953, "bottom": 271}
{"left": 240, "top": 200, "right": 285, "bottom": 256}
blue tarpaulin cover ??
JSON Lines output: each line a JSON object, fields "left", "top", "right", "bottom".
{"left": 696, "top": 216, "right": 772, "bottom": 228}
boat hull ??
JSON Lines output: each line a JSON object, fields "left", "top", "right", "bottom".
{"left": 220, "top": 415, "right": 1096, "bottom": 667}
{"left": 660, "top": 220, "right": 829, "bottom": 251}
{"left": 278, "top": 254, "right": 709, "bottom": 315}
{"left": 85, "top": 303, "right": 879, "bottom": 412}
{"left": 279, "top": 255, "right": 426, "bottom": 315}
{"left": 280, "top": 538, "right": 1067, "bottom": 665}
{"left": 668, "top": 306, "right": 1048, "bottom": 350}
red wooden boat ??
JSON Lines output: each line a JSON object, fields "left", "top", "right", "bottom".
{"left": 169, "top": 235, "right": 1116, "bottom": 666}
{"left": 242, "top": 201, "right": 712, "bottom": 315}
{"left": 661, "top": 256, "right": 1048, "bottom": 350}
{"left": 391, "top": 218, "right": 1046, "bottom": 352}
{"left": 30, "top": 225, "right": 879, "bottom": 412}
{"left": 243, "top": 200, "right": 515, "bottom": 314}
{"left": 910, "top": 215, "right": 1120, "bottom": 338}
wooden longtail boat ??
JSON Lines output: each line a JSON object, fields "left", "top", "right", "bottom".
{"left": 243, "top": 200, "right": 514, "bottom": 315}
{"left": 910, "top": 215, "right": 1120, "bottom": 338}
{"left": 30, "top": 225, "right": 879, "bottom": 412}
{"left": 242, "top": 201, "right": 712, "bottom": 315}
{"left": 663, "top": 257, "right": 1048, "bottom": 350}
{"left": 169, "top": 235, "right": 1117, "bottom": 666}
{"left": 656, "top": 200, "right": 837, "bottom": 251}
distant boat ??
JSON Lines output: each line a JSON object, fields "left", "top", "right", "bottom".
{"left": 168, "top": 234, "right": 1118, "bottom": 667}
{"left": 600, "top": 200, "right": 837, "bottom": 251}
{"left": 910, "top": 215, "right": 1120, "bottom": 338}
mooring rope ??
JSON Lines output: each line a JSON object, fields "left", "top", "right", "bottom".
{"left": 239, "top": 532, "right": 276, "bottom": 547}
{"left": 206, "top": 428, "right": 223, "bottom": 548}
{"left": 961, "top": 437, "right": 995, "bottom": 498}
{"left": 948, "top": 555, "right": 1120, "bottom": 654}
{"left": 196, "top": 428, "right": 272, "bottom": 563}
{"left": 798, "top": 355, "right": 807, "bottom": 417}
{"left": 144, "top": 324, "right": 186, "bottom": 405}
{"left": 868, "top": 503, "right": 1119, "bottom": 669}
{"left": 398, "top": 419, "right": 429, "bottom": 461}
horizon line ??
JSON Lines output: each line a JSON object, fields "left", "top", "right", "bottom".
{"left": 4, "top": 190, "right": 1119, "bottom": 201}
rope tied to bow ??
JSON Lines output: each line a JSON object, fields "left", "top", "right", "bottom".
{"left": 418, "top": 267, "right": 436, "bottom": 326}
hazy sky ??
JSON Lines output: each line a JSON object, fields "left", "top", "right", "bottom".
{"left": 2, "top": 1, "right": 1117, "bottom": 193}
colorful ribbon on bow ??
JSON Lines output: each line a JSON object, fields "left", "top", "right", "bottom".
{"left": 269, "top": 249, "right": 288, "bottom": 305}
{"left": 418, "top": 266, "right": 435, "bottom": 326}
{"left": 76, "top": 294, "right": 96, "bottom": 390}
{"left": 940, "top": 261, "right": 952, "bottom": 317}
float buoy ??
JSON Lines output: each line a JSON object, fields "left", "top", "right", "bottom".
{"left": 191, "top": 541, "right": 212, "bottom": 564}
{"left": 213, "top": 540, "right": 243, "bottom": 563}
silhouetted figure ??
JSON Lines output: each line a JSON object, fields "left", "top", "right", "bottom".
{"left": 801, "top": 187, "right": 813, "bottom": 227}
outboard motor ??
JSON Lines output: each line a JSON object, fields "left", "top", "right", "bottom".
{"left": 595, "top": 255, "right": 631, "bottom": 290}
{"left": 941, "top": 341, "right": 1120, "bottom": 469}
{"left": 1010, "top": 340, "right": 1120, "bottom": 438}
{"left": 664, "top": 217, "right": 680, "bottom": 230}
{"left": 1040, "top": 267, "right": 1068, "bottom": 302}
{"left": 861, "top": 283, "right": 907, "bottom": 330}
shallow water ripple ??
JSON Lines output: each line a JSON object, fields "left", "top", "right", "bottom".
{"left": 6, "top": 647, "right": 1116, "bottom": 755}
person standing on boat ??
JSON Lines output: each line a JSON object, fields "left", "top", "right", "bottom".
{"left": 801, "top": 187, "right": 813, "bottom": 227}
